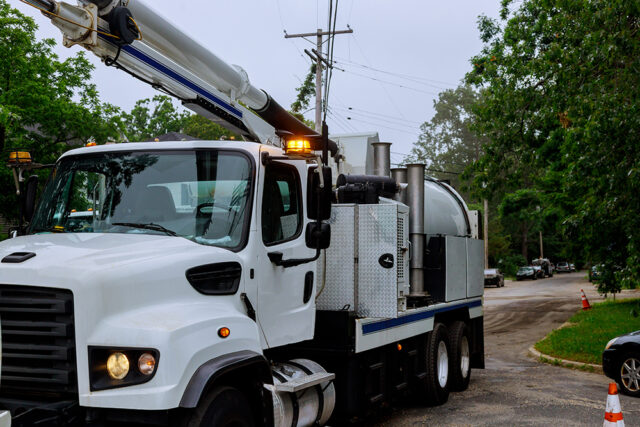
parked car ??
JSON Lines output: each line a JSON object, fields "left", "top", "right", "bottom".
{"left": 603, "top": 330, "right": 640, "bottom": 397}
{"left": 516, "top": 266, "right": 537, "bottom": 281}
{"left": 569, "top": 263, "right": 576, "bottom": 272}
{"left": 589, "top": 265, "right": 602, "bottom": 282}
{"left": 556, "top": 261, "right": 571, "bottom": 273}
{"left": 484, "top": 268, "right": 505, "bottom": 287}
{"left": 532, "top": 258, "right": 554, "bottom": 277}
{"left": 532, "top": 265, "right": 545, "bottom": 279}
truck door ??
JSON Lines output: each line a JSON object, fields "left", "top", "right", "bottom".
{"left": 255, "top": 153, "right": 316, "bottom": 348}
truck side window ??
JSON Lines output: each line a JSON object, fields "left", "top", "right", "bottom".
{"left": 262, "top": 163, "right": 302, "bottom": 245}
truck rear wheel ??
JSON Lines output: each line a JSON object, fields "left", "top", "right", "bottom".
{"left": 419, "top": 323, "right": 450, "bottom": 406}
{"left": 181, "top": 386, "right": 255, "bottom": 427}
{"left": 448, "top": 321, "right": 471, "bottom": 392}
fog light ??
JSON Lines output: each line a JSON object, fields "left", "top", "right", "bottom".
{"left": 138, "top": 353, "right": 156, "bottom": 376}
{"left": 107, "top": 352, "right": 130, "bottom": 380}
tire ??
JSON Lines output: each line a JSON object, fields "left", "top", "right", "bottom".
{"left": 617, "top": 354, "right": 640, "bottom": 397}
{"left": 179, "top": 386, "right": 255, "bottom": 427}
{"left": 418, "top": 323, "right": 450, "bottom": 406}
{"left": 448, "top": 321, "right": 471, "bottom": 392}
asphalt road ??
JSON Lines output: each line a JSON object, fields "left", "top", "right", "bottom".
{"left": 372, "top": 272, "right": 640, "bottom": 426}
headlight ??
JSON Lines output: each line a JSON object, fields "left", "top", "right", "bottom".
{"left": 605, "top": 338, "right": 618, "bottom": 350}
{"left": 107, "top": 352, "right": 130, "bottom": 380}
{"left": 89, "top": 347, "right": 160, "bottom": 391}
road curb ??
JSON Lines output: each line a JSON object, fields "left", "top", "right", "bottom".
{"left": 528, "top": 346, "right": 603, "bottom": 374}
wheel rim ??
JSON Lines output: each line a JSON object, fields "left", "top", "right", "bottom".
{"left": 460, "top": 336, "right": 470, "bottom": 379}
{"left": 621, "top": 357, "right": 640, "bottom": 392}
{"left": 437, "top": 341, "right": 449, "bottom": 388}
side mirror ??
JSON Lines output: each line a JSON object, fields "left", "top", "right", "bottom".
{"left": 307, "top": 165, "right": 332, "bottom": 220}
{"left": 23, "top": 175, "right": 39, "bottom": 222}
{"left": 305, "top": 222, "right": 331, "bottom": 250}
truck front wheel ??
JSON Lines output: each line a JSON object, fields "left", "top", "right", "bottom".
{"left": 180, "top": 386, "right": 255, "bottom": 427}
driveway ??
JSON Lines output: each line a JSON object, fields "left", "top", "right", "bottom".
{"left": 373, "top": 272, "right": 640, "bottom": 426}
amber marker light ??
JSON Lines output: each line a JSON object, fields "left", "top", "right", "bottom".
{"left": 138, "top": 353, "right": 157, "bottom": 376}
{"left": 218, "top": 327, "right": 231, "bottom": 338}
{"left": 397, "top": 343, "right": 403, "bottom": 351}
{"left": 86, "top": 142, "right": 98, "bottom": 147}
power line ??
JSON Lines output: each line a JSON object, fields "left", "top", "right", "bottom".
{"left": 390, "top": 150, "right": 464, "bottom": 175}
{"left": 350, "top": 34, "right": 407, "bottom": 120}
{"left": 345, "top": 116, "right": 420, "bottom": 136}
{"left": 334, "top": 57, "right": 458, "bottom": 88}
{"left": 335, "top": 60, "right": 453, "bottom": 91}
{"left": 341, "top": 109, "right": 422, "bottom": 129}
{"left": 333, "top": 105, "right": 423, "bottom": 126}
{"left": 327, "top": 109, "right": 358, "bottom": 133}
{"left": 336, "top": 68, "right": 441, "bottom": 96}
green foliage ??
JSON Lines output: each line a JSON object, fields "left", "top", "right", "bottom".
{"left": 120, "top": 95, "right": 190, "bottom": 141}
{"left": 183, "top": 115, "right": 238, "bottom": 141}
{"left": 466, "top": 0, "right": 640, "bottom": 279}
{"left": 497, "top": 254, "right": 527, "bottom": 277}
{"left": 406, "top": 85, "right": 486, "bottom": 194}
{"left": 535, "top": 299, "right": 640, "bottom": 364}
{"left": 0, "top": 0, "right": 122, "bottom": 221}
{"left": 290, "top": 64, "right": 316, "bottom": 114}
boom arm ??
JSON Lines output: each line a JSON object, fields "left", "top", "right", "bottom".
{"left": 22, "top": 0, "right": 337, "bottom": 154}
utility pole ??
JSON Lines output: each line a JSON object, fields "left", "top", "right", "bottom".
{"left": 285, "top": 27, "right": 353, "bottom": 132}
{"left": 483, "top": 199, "right": 489, "bottom": 269}
{"left": 539, "top": 231, "right": 544, "bottom": 259}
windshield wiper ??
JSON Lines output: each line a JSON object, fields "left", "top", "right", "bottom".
{"left": 112, "top": 222, "right": 179, "bottom": 237}
{"left": 31, "top": 226, "right": 68, "bottom": 234}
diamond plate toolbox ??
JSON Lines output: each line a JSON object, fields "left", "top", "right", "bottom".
{"left": 317, "top": 203, "right": 409, "bottom": 318}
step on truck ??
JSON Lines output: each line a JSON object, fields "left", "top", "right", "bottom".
{"left": 0, "top": 1, "right": 485, "bottom": 425}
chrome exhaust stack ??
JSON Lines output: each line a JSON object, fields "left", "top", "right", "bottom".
{"left": 407, "top": 163, "right": 426, "bottom": 297}
{"left": 391, "top": 167, "right": 408, "bottom": 205}
{"left": 372, "top": 142, "right": 392, "bottom": 178}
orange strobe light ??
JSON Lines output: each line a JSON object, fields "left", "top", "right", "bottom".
{"left": 285, "top": 139, "right": 312, "bottom": 156}
{"left": 8, "top": 151, "right": 32, "bottom": 165}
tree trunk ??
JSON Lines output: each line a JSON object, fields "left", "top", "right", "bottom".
{"left": 0, "top": 124, "right": 5, "bottom": 153}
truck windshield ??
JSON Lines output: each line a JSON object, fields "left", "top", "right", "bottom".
{"left": 29, "top": 150, "right": 253, "bottom": 250}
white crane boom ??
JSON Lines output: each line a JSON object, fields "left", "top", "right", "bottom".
{"left": 21, "top": 0, "right": 338, "bottom": 154}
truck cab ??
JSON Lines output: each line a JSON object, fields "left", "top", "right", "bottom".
{"left": 0, "top": 140, "right": 330, "bottom": 425}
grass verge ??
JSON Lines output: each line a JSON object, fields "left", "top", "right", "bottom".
{"left": 534, "top": 298, "right": 640, "bottom": 364}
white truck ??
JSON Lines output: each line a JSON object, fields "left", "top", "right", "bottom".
{"left": 0, "top": 1, "right": 485, "bottom": 426}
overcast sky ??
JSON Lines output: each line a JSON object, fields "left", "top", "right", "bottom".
{"left": 11, "top": 0, "right": 500, "bottom": 163}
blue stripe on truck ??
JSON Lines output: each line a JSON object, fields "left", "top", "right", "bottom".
{"left": 362, "top": 300, "right": 482, "bottom": 335}
{"left": 98, "top": 33, "right": 243, "bottom": 119}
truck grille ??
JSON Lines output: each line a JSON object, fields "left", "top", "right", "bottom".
{"left": 0, "top": 285, "right": 77, "bottom": 399}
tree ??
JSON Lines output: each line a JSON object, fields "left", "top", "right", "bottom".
{"left": 120, "top": 95, "right": 190, "bottom": 141}
{"left": 467, "top": 0, "right": 640, "bottom": 292}
{"left": 290, "top": 64, "right": 316, "bottom": 115}
{"left": 183, "top": 115, "right": 238, "bottom": 141}
{"left": 406, "top": 84, "right": 486, "bottom": 191}
{"left": 0, "top": 0, "right": 121, "bottom": 221}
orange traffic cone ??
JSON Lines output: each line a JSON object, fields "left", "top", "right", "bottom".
{"left": 581, "top": 289, "right": 591, "bottom": 310}
{"left": 604, "top": 382, "right": 624, "bottom": 426}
